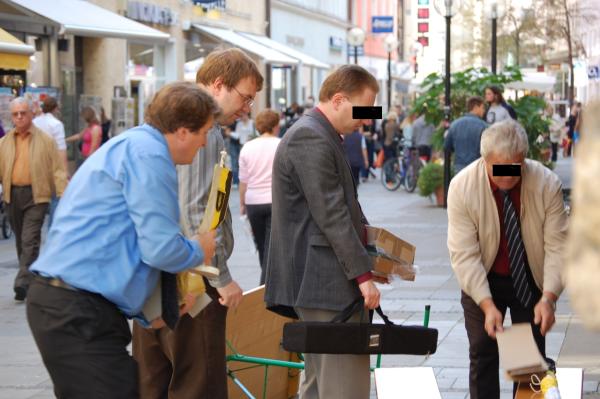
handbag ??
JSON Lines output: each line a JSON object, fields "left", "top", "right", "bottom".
{"left": 282, "top": 299, "right": 438, "bottom": 355}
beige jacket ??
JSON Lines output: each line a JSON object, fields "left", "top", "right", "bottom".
{"left": 447, "top": 158, "right": 567, "bottom": 305}
{"left": 0, "top": 125, "right": 67, "bottom": 204}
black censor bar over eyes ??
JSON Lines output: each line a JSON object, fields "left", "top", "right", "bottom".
{"left": 353, "top": 106, "right": 382, "bottom": 119}
{"left": 493, "top": 164, "right": 521, "bottom": 176}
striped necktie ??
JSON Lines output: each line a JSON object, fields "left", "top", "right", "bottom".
{"left": 501, "top": 190, "right": 533, "bottom": 308}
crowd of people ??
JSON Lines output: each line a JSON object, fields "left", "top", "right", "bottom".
{"left": 0, "top": 45, "right": 589, "bottom": 399}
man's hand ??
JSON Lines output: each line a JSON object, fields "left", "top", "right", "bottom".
{"left": 372, "top": 274, "right": 390, "bottom": 284}
{"left": 534, "top": 293, "right": 557, "bottom": 336}
{"left": 359, "top": 280, "right": 380, "bottom": 309}
{"left": 216, "top": 280, "right": 243, "bottom": 309}
{"left": 196, "top": 230, "right": 216, "bottom": 263}
{"left": 480, "top": 298, "right": 504, "bottom": 339}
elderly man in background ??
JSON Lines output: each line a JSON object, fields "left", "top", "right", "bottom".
{"left": 33, "top": 96, "right": 69, "bottom": 227}
{"left": 447, "top": 120, "right": 567, "bottom": 399}
{"left": 0, "top": 97, "right": 67, "bottom": 301}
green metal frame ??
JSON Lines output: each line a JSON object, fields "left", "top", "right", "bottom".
{"left": 226, "top": 305, "right": 432, "bottom": 399}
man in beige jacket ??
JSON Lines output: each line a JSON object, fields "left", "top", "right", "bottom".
{"left": 447, "top": 120, "right": 567, "bottom": 399}
{"left": 0, "top": 97, "right": 67, "bottom": 301}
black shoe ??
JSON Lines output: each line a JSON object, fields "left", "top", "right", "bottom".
{"left": 14, "top": 286, "right": 26, "bottom": 301}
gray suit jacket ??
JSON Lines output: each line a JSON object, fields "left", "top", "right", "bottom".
{"left": 264, "top": 109, "right": 373, "bottom": 318}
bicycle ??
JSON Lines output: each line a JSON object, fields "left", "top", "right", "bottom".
{"left": 0, "top": 185, "right": 12, "bottom": 240}
{"left": 380, "top": 138, "right": 426, "bottom": 192}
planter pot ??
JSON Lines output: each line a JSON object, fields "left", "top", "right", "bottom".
{"left": 434, "top": 186, "right": 444, "bottom": 207}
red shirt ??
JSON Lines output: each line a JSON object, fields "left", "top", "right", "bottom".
{"left": 489, "top": 178, "right": 521, "bottom": 276}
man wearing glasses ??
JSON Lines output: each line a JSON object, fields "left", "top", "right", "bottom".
{"left": 447, "top": 120, "right": 567, "bottom": 399}
{"left": 0, "top": 97, "right": 67, "bottom": 301}
{"left": 133, "top": 48, "right": 263, "bottom": 398}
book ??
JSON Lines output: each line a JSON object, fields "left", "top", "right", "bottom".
{"left": 496, "top": 323, "right": 549, "bottom": 382}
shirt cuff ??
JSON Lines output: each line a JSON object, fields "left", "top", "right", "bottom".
{"left": 355, "top": 271, "right": 373, "bottom": 284}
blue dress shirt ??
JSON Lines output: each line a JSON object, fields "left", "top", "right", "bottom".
{"left": 31, "top": 124, "right": 204, "bottom": 318}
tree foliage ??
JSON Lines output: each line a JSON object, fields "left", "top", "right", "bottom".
{"left": 410, "top": 66, "right": 552, "bottom": 166}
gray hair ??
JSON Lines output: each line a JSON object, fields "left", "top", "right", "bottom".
{"left": 9, "top": 97, "right": 33, "bottom": 112}
{"left": 480, "top": 119, "right": 529, "bottom": 160}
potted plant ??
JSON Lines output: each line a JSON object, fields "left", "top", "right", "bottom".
{"left": 417, "top": 162, "right": 444, "bottom": 206}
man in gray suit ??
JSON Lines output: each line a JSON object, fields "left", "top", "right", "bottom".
{"left": 265, "top": 65, "right": 381, "bottom": 399}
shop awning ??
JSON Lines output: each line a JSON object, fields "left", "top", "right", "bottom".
{"left": 506, "top": 73, "right": 557, "bottom": 92}
{"left": 7, "top": 0, "right": 170, "bottom": 42}
{"left": 238, "top": 32, "right": 330, "bottom": 70}
{"left": 193, "top": 25, "right": 298, "bottom": 66}
{"left": 0, "top": 27, "right": 34, "bottom": 70}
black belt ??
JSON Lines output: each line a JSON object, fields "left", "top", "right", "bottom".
{"left": 34, "top": 275, "right": 79, "bottom": 292}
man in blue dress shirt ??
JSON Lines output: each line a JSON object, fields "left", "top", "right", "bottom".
{"left": 26, "top": 82, "right": 218, "bottom": 399}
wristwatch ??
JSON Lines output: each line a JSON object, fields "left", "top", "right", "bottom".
{"left": 541, "top": 295, "right": 556, "bottom": 311}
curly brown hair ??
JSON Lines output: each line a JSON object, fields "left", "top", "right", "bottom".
{"left": 255, "top": 109, "right": 280, "bottom": 134}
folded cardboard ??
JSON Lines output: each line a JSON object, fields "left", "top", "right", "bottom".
{"left": 366, "top": 226, "right": 416, "bottom": 281}
{"left": 497, "top": 323, "right": 549, "bottom": 382}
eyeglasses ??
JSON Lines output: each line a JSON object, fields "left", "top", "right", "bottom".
{"left": 232, "top": 86, "right": 255, "bottom": 107}
{"left": 11, "top": 111, "right": 29, "bottom": 117}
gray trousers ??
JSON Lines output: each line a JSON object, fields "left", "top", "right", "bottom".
{"left": 6, "top": 186, "right": 48, "bottom": 291}
{"left": 295, "top": 307, "right": 371, "bottom": 399}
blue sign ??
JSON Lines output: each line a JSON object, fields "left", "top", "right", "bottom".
{"left": 372, "top": 16, "right": 394, "bottom": 33}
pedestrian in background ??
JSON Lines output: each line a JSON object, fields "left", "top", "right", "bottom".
{"left": 33, "top": 96, "right": 69, "bottom": 228}
{"left": 229, "top": 112, "right": 254, "bottom": 187}
{"left": 265, "top": 65, "right": 382, "bottom": 399}
{"left": 412, "top": 113, "right": 435, "bottom": 161}
{"left": 0, "top": 97, "right": 67, "bottom": 301}
{"left": 484, "top": 85, "right": 517, "bottom": 124}
{"left": 447, "top": 120, "right": 566, "bottom": 399}
{"left": 66, "top": 106, "right": 102, "bottom": 162}
{"left": 134, "top": 48, "right": 261, "bottom": 399}
{"left": 546, "top": 104, "right": 563, "bottom": 163}
{"left": 383, "top": 111, "right": 400, "bottom": 161}
{"left": 239, "top": 108, "right": 281, "bottom": 284}
{"left": 100, "top": 106, "right": 112, "bottom": 144}
{"left": 343, "top": 126, "right": 369, "bottom": 186}
{"left": 445, "top": 96, "right": 488, "bottom": 174}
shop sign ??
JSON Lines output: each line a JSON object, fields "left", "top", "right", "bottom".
{"left": 127, "top": 1, "right": 178, "bottom": 26}
{"left": 372, "top": 16, "right": 394, "bottom": 33}
{"left": 588, "top": 65, "right": 600, "bottom": 80}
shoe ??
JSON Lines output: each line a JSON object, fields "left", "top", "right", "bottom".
{"left": 14, "top": 286, "right": 26, "bottom": 301}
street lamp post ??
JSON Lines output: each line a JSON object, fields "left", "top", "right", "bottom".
{"left": 347, "top": 27, "right": 366, "bottom": 65}
{"left": 383, "top": 35, "right": 398, "bottom": 113}
{"left": 485, "top": 0, "right": 505, "bottom": 74}
{"left": 434, "top": 0, "right": 461, "bottom": 208}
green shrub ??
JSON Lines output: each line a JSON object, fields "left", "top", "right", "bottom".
{"left": 417, "top": 163, "right": 444, "bottom": 197}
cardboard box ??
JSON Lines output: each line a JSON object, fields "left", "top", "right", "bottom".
{"left": 366, "top": 226, "right": 416, "bottom": 281}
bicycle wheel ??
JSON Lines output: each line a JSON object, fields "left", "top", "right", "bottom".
{"left": 403, "top": 162, "right": 418, "bottom": 192}
{"left": 1, "top": 215, "right": 11, "bottom": 239}
{"left": 381, "top": 158, "right": 403, "bottom": 191}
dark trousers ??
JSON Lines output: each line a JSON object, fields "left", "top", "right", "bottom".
{"left": 6, "top": 186, "right": 48, "bottom": 292}
{"left": 350, "top": 166, "right": 361, "bottom": 186}
{"left": 246, "top": 203, "right": 272, "bottom": 285}
{"left": 461, "top": 273, "right": 544, "bottom": 399}
{"left": 551, "top": 142, "right": 559, "bottom": 162}
{"left": 27, "top": 279, "right": 139, "bottom": 398}
{"left": 132, "top": 282, "right": 228, "bottom": 399}
{"left": 228, "top": 140, "right": 241, "bottom": 185}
